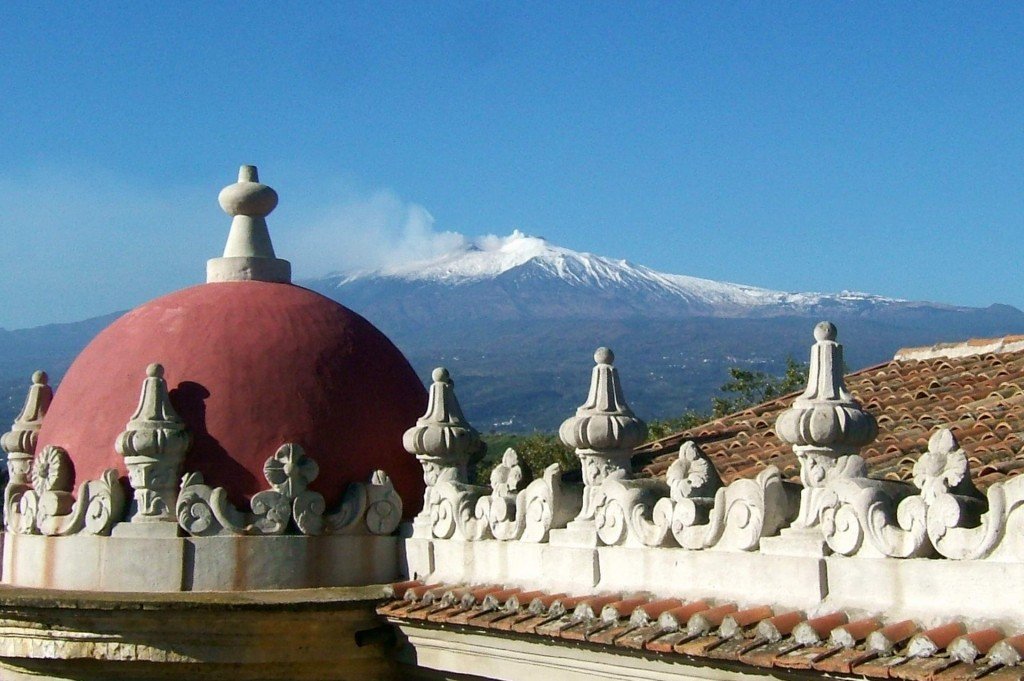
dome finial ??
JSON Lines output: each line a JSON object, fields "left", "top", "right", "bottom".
{"left": 206, "top": 164, "right": 291, "bottom": 284}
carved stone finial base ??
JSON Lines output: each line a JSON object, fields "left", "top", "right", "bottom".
{"left": 111, "top": 522, "right": 182, "bottom": 539}
{"left": 759, "top": 526, "right": 831, "bottom": 558}
{"left": 549, "top": 522, "right": 600, "bottom": 548}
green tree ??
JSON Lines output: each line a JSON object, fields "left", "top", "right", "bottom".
{"left": 710, "top": 358, "right": 807, "bottom": 418}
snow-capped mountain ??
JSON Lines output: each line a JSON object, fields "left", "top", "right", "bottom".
{"left": 298, "top": 231, "right": 1024, "bottom": 431}
{"left": 312, "top": 230, "right": 942, "bottom": 321}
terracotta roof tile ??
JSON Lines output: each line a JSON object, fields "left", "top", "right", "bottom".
{"left": 379, "top": 585, "right": 1024, "bottom": 680}
{"left": 635, "top": 340, "right": 1024, "bottom": 490}
{"left": 675, "top": 634, "right": 727, "bottom": 657}
{"left": 773, "top": 645, "right": 842, "bottom": 670}
{"left": 867, "top": 620, "right": 921, "bottom": 654}
{"left": 908, "top": 622, "right": 967, "bottom": 657}
{"left": 656, "top": 600, "right": 711, "bottom": 631}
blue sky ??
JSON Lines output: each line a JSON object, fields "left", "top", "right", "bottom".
{"left": 1, "top": 3, "right": 1023, "bottom": 328}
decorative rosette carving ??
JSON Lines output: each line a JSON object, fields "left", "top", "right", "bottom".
{"left": 667, "top": 441, "right": 723, "bottom": 501}
{"left": 12, "top": 444, "right": 125, "bottom": 537}
{"left": 469, "top": 449, "right": 581, "bottom": 543}
{"left": 775, "top": 322, "right": 878, "bottom": 527}
{"left": 913, "top": 429, "right": 979, "bottom": 504}
{"left": 558, "top": 348, "right": 646, "bottom": 523}
{"left": 115, "top": 364, "right": 192, "bottom": 523}
{"left": 490, "top": 448, "right": 523, "bottom": 498}
{"left": 2, "top": 371, "right": 52, "bottom": 528}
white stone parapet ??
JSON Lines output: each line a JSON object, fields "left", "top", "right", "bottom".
{"left": 400, "top": 322, "right": 1024, "bottom": 630}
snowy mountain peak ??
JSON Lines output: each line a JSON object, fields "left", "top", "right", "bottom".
{"left": 321, "top": 231, "right": 912, "bottom": 317}
{"left": 337, "top": 230, "right": 593, "bottom": 284}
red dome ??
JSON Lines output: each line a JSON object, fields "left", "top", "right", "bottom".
{"left": 37, "top": 281, "right": 427, "bottom": 517}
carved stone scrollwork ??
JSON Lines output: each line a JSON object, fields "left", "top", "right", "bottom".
{"left": 585, "top": 440, "right": 792, "bottom": 551}
{"left": 175, "top": 443, "right": 401, "bottom": 537}
{"left": 474, "top": 449, "right": 523, "bottom": 540}
{"left": 818, "top": 472, "right": 931, "bottom": 559}
{"left": 115, "top": 364, "right": 192, "bottom": 523}
{"left": 913, "top": 428, "right": 1024, "bottom": 560}
{"left": 365, "top": 471, "right": 404, "bottom": 535}
{"left": 655, "top": 443, "right": 791, "bottom": 551}
{"left": 2, "top": 371, "right": 52, "bottom": 529}
{"left": 593, "top": 476, "right": 669, "bottom": 547}
{"left": 472, "top": 450, "right": 583, "bottom": 542}
{"left": 12, "top": 445, "right": 125, "bottom": 537}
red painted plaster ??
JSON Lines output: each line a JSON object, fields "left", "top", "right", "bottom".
{"left": 37, "top": 282, "right": 427, "bottom": 517}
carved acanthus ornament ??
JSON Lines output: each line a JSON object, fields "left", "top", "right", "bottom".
{"left": 910, "top": 428, "right": 1024, "bottom": 560}
{"left": 592, "top": 441, "right": 793, "bottom": 550}
{"left": 2, "top": 371, "right": 51, "bottom": 528}
{"left": 558, "top": 348, "right": 647, "bottom": 524}
{"left": 176, "top": 442, "right": 403, "bottom": 536}
{"left": 12, "top": 444, "right": 125, "bottom": 537}
{"left": 775, "top": 322, "right": 879, "bottom": 528}
{"left": 472, "top": 449, "right": 581, "bottom": 542}
{"left": 116, "top": 364, "right": 192, "bottom": 523}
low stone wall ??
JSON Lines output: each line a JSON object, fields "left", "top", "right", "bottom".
{"left": 0, "top": 585, "right": 401, "bottom": 681}
{"left": 2, "top": 533, "right": 400, "bottom": 591}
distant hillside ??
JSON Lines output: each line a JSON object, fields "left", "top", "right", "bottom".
{"left": 1, "top": 233, "right": 1022, "bottom": 433}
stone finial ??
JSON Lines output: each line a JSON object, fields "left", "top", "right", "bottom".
{"left": 403, "top": 367, "right": 484, "bottom": 483}
{"left": 1, "top": 370, "right": 52, "bottom": 459}
{"left": 115, "top": 364, "right": 192, "bottom": 523}
{"left": 206, "top": 165, "right": 292, "bottom": 284}
{"left": 2, "top": 371, "right": 52, "bottom": 528}
{"left": 772, "top": 322, "right": 877, "bottom": 531}
{"left": 775, "top": 322, "right": 877, "bottom": 454}
{"left": 559, "top": 348, "right": 647, "bottom": 457}
{"left": 558, "top": 348, "right": 647, "bottom": 525}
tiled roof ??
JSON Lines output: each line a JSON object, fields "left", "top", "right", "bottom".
{"left": 380, "top": 581, "right": 1024, "bottom": 680}
{"left": 634, "top": 337, "right": 1024, "bottom": 491}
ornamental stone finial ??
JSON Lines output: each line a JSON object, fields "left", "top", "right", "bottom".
{"left": 115, "top": 364, "right": 192, "bottom": 524}
{"left": 559, "top": 348, "right": 647, "bottom": 456}
{"left": 1, "top": 370, "right": 51, "bottom": 460}
{"left": 774, "top": 322, "right": 877, "bottom": 528}
{"left": 559, "top": 347, "right": 647, "bottom": 524}
{"left": 2, "top": 371, "right": 52, "bottom": 528}
{"left": 775, "top": 322, "right": 877, "bottom": 453}
{"left": 206, "top": 165, "right": 292, "bottom": 284}
{"left": 403, "top": 367, "right": 484, "bottom": 484}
